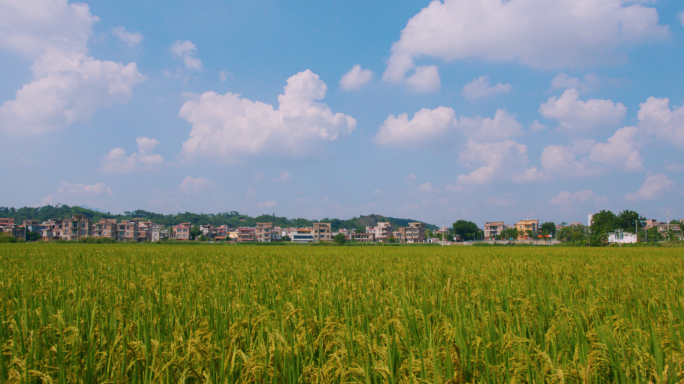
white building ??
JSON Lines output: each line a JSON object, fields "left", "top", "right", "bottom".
{"left": 608, "top": 231, "right": 637, "bottom": 244}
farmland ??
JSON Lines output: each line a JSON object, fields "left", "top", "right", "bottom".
{"left": 1, "top": 245, "right": 683, "bottom": 383}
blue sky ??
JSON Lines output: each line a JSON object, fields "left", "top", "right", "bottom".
{"left": 1, "top": 0, "right": 684, "bottom": 226}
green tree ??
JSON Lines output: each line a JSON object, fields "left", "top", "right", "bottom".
{"left": 190, "top": 225, "right": 201, "bottom": 240}
{"left": 26, "top": 231, "right": 41, "bottom": 242}
{"left": 282, "top": 235, "right": 291, "bottom": 242}
{"left": 452, "top": 220, "right": 479, "bottom": 240}
{"left": 590, "top": 210, "right": 618, "bottom": 237}
{"left": 615, "top": 210, "right": 643, "bottom": 233}
{"left": 333, "top": 233, "right": 347, "bottom": 245}
{"left": 540, "top": 222, "right": 556, "bottom": 237}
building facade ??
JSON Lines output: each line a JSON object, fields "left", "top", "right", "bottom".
{"left": 515, "top": 219, "right": 539, "bottom": 239}
{"left": 256, "top": 223, "right": 273, "bottom": 242}
{"left": 405, "top": 222, "right": 425, "bottom": 243}
{"left": 484, "top": 222, "right": 505, "bottom": 240}
{"left": 313, "top": 223, "right": 332, "bottom": 242}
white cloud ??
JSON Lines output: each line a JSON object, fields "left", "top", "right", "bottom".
{"left": 637, "top": 97, "right": 684, "bottom": 146}
{"left": 339, "top": 65, "right": 374, "bottom": 90}
{"left": 253, "top": 172, "right": 264, "bottom": 182}
{"left": 462, "top": 76, "right": 512, "bottom": 99}
{"left": 375, "top": 107, "right": 456, "bottom": 148}
{"left": 540, "top": 143, "right": 603, "bottom": 177}
{"left": 179, "top": 176, "right": 211, "bottom": 193}
{"left": 405, "top": 65, "right": 440, "bottom": 92}
{"left": 405, "top": 173, "right": 417, "bottom": 183}
{"left": 418, "top": 183, "right": 434, "bottom": 192}
{"left": 551, "top": 73, "right": 600, "bottom": 93}
{"left": 0, "top": 0, "right": 144, "bottom": 135}
{"left": 550, "top": 190, "right": 606, "bottom": 209}
{"left": 383, "top": 0, "right": 668, "bottom": 81}
{"left": 112, "top": 26, "right": 142, "bottom": 47}
{"left": 0, "top": 0, "right": 96, "bottom": 59}
{"left": 276, "top": 171, "right": 292, "bottom": 183}
{"left": 375, "top": 107, "right": 521, "bottom": 148}
{"left": 529, "top": 121, "right": 547, "bottom": 132}
{"left": 625, "top": 174, "right": 675, "bottom": 201}
{"left": 257, "top": 201, "right": 277, "bottom": 208}
{"left": 457, "top": 140, "right": 537, "bottom": 184}
{"left": 99, "top": 137, "right": 164, "bottom": 173}
{"left": 486, "top": 196, "right": 517, "bottom": 207}
{"left": 218, "top": 70, "right": 233, "bottom": 82}
{"left": 588, "top": 126, "right": 642, "bottom": 171}
{"left": 539, "top": 89, "right": 626, "bottom": 134}
{"left": 170, "top": 40, "right": 202, "bottom": 70}
{"left": 458, "top": 109, "right": 523, "bottom": 141}
{"left": 41, "top": 181, "right": 113, "bottom": 206}
{"left": 680, "top": 12, "right": 684, "bottom": 26}
{"left": 180, "top": 70, "right": 356, "bottom": 163}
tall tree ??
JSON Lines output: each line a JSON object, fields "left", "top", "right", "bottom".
{"left": 615, "top": 210, "right": 643, "bottom": 233}
{"left": 452, "top": 220, "right": 480, "bottom": 240}
{"left": 590, "top": 210, "right": 618, "bottom": 236}
{"left": 540, "top": 222, "right": 556, "bottom": 237}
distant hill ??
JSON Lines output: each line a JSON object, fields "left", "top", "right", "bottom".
{"left": 0, "top": 205, "right": 438, "bottom": 231}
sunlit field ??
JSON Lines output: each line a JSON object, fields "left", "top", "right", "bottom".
{"left": 1, "top": 244, "right": 683, "bottom": 383}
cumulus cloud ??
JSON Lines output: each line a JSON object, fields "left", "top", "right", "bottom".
{"left": 540, "top": 143, "right": 603, "bottom": 178}
{"left": 637, "top": 97, "right": 684, "bottom": 146}
{"left": 462, "top": 76, "right": 512, "bottom": 99}
{"left": 625, "top": 174, "right": 675, "bottom": 201}
{"left": 680, "top": 12, "right": 684, "bottom": 26}
{"left": 218, "top": 70, "right": 233, "bottom": 82}
{"left": 458, "top": 109, "right": 523, "bottom": 141}
{"left": 529, "top": 121, "right": 547, "bottom": 132}
{"left": 170, "top": 40, "right": 202, "bottom": 70}
{"left": 551, "top": 73, "right": 600, "bottom": 93}
{"left": 375, "top": 107, "right": 456, "bottom": 148}
{"left": 405, "top": 65, "right": 440, "bottom": 92}
{"left": 418, "top": 183, "right": 434, "bottom": 192}
{"left": 588, "top": 126, "right": 642, "bottom": 171}
{"left": 457, "top": 140, "right": 537, "bottom": 184}
{"left": 539, "top": 89, "right": 626, "bottom": 134}
{"left": 339, "top": 65, "right": 373, "bottom": 90}
{"left": 99, "top": 137, "right": 164, "bottom": 173}
{"left": 0, "top": 0, "right": 145, "bottom": 135}
{"left": 257, "top": 201, "right": 277, "bottom": 208}
{"left": 179, "top": 70, "right": 356, "bottom": 163}
{"left": 375, "top": 107, "right": 522, "bottom": 148}
{"left": 486, "top": 196, "right": 517, "bottom": 207}
{"left": 383, "top": 0, "right": 668, "bottom": 82}
{"left": 179, "top": 176, "right": 211, "bottom": 193}
{"left": 41, "top": 181, "right": 113, "bottom": 206}
{"left": 550, "top": 190, "right": 606, "bottom": 211}
{"left": 275, "top": 171, "right": 292, "bottom": 183}
{"left": 112, "top": 26, "right": 142, "bottom": 47}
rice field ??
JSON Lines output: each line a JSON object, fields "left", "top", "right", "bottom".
{"left": 1, "top": 244, "right": 684, "bottom": 383}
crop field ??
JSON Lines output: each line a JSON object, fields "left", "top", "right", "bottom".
{"left": 1, "top": 245, "right": 684, "bottom": 383}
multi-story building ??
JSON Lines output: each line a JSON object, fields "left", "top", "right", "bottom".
{"left": 292, "top": 228, "right": 314, "bottom": 243}
{"left": 405, "top": 222, "right": 425, "bottom": 243}
{"left": 256, "top": 222, "right": 273, "bottom": 242}
{"left": 120, "top": 221, "right": 139, "bottom": 242}
{"left": 0, "top": 218, "right": 17, "bottom": 238}
{"left": 484, "top": 222, "right": 505, "bottom": 240}
{"left": 515, "top": 219, "right": 539, "bottom": 239}
{"left": 93, "top": 219, "right": 118, "bottom": 240}
{"left": 368, "top": 222, "right": 393, "bottom": 242}
{"left": 173, "top": 223, "right": 192, "bottom": 241}
{"left": 151, "top": 228, "right": 171, "bottom": 242}
{"left": 200, "top": 225, "right": 218, "bottom": 240}
{"left": 237, "top": 228, "right": 255, "bottom": 242}
{"left": 61, "top": 215, "right": 92, "bottom": 241}
{"left": 313, "top": 223, "right": 332, "bottom": 242}
{"left": 351, "top": 232, "right": 375, "bottom": 243}
{"left": 395, "top": 227, "right": 406, "bottom": 243}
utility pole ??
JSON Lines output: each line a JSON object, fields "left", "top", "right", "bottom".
{"left": 667, "top": 210, "right": 670, "bottom": 241}
{"left": 442, "top": 221, "right": 444, "bottom": 247}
